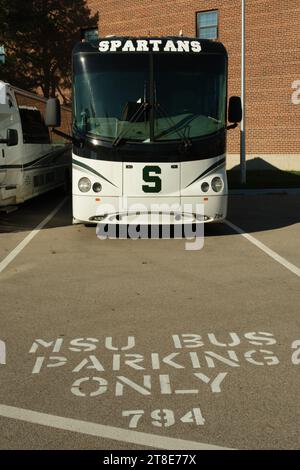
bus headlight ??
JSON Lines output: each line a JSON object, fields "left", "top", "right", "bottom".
{"left": 201, "top": 181, "right": 209, "bottom": 193}
{"left": 93, "top": 182, "right": 102, "bottom": 193}
{"left": 211, "top": 177, "right": 223, "bottom": 193}
{"left": 78, "top": 177, "right": 91, "bottom": 192}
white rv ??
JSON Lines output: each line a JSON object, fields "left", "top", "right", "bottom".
{"left": 0, "top": 81, "right": 71, "bottom": 208}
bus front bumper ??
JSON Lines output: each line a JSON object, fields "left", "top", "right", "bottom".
{"left": 73, "top": 195, "right": 228, "bottom": 225}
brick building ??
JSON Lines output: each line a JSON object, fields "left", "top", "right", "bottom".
{"left": 86, "top": 0, "right": 300, "bottom": 170}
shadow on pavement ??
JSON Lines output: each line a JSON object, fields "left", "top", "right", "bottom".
{"left": 206, "top": 193, "right": 300, "bottom": 237}
{"left": 0, "top": 188, "right": 299, "bottom": 237}
{"left": 0, "top": 188, "right": 72, "bottom": 234}
{"left": 228, "top": 158, "right": 300, "bottom": 189}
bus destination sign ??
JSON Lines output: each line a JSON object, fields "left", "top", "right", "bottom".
{"left": 98, "top": 38, "right": 202, "bottom": 53}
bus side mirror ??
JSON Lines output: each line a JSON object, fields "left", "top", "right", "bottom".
{"left": 0, "top": 129, "right": 18, "bottom": 146}
{"left": 228, "top": 96, "right": 242, "bottom": 123}
{"left": 45, "top": 98, "right": 61, "bottom": 127}
{"left": 6, "top": 129, "right": 18, "bottom": 146}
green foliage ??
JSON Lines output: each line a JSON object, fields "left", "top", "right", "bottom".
{"left": 0, "top": 0, "right": 98, "bottom": 101}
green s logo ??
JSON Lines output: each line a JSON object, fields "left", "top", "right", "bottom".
{"left": 142, "top": 166, "right": 162, "bottom": 193}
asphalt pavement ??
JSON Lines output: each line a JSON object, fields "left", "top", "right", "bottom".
{"left": 0, "top": 189, "right": 299, "bottom": 449}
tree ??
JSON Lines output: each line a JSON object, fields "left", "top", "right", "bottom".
{"left": 0, "top": 0, "right": 98, "bottom": 102}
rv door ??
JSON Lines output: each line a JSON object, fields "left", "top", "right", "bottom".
{"left": 0, "top": 83, "right": 12, "bottom": 185}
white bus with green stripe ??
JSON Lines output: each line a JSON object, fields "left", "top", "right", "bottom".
{"left": 0, "top": 81, "right": 71, "bottom": 208}
{"left": 46, "top": 37, "right": 242, "bottom": 226}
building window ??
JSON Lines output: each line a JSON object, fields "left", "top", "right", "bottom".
{"left": 80, "top": 27, "right": 98, "bottom": 42}
{"left": 196, "top": 10, "right": 218, "bottom": 39}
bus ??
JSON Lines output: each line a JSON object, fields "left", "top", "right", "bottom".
{"left": 45, "top": 36, "right": 242, "bottom": 227}
{"left": 0, "top": 81, "right": 71, "bottom": 209}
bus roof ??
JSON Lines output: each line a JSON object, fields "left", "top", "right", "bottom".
{"left": 73, "top": 36, "right": 227, "bottom": 56}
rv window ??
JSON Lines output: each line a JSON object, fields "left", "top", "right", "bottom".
{"left": 19, "top": 108, "right": 50, "bottom": 144}
{"left": 7, "top": 93, "right": 14, "bottom": 108}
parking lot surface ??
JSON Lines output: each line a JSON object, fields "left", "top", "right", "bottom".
{"left": 0, "top": 190, "right": 299, "bottom": 449}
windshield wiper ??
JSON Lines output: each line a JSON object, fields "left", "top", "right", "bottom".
{"left": 154, "top": 103, "right": 192, "bottom": 150}
{"left": 153, "top": 83, "right": 192, "bottom": 150}
{"left": 73, "top": 122, "right": 88, "bottom": 146}
{"left": 112, "top": 101, "right": 150, "bottom": 147}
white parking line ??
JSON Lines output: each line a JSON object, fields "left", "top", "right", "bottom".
{"left": 225, "top": 220, "right": 300, "bottom": 278}
{"left": 0, "top": 198, "right": 67, "bottom": 274}
{"left": 0, "top": 403, "right": 232, "bottom": 450}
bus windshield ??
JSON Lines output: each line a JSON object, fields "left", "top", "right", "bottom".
{"left": 73, "top": 52, "right": 226, "bottom": 143}
{"left": 73, "top": 54, "right": 149, "bottom": 142}
{"left": 153, "top": 54, "right": 226, "bottom": 141}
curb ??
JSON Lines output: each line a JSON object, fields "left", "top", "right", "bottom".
{"left": 229, "top": 188, "right": 300, "bottom": 196}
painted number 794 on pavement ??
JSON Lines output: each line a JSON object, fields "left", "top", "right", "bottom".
{"left": 122, "top": 408, "right": 205, "bottom": 429}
